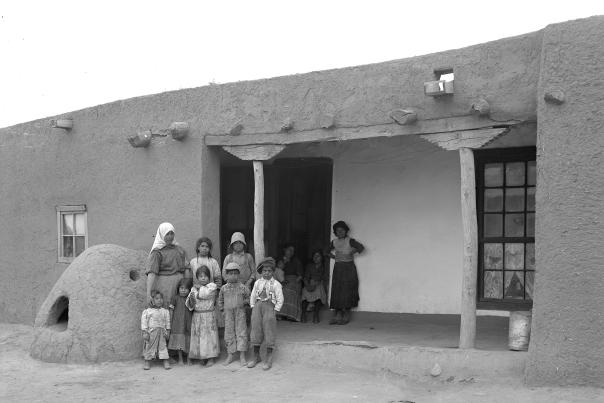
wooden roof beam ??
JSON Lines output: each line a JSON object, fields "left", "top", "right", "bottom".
{"left": 204, "top": 116, "right": 523, "bottom": 147}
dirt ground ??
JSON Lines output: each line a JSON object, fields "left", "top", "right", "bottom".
{"left": 1, "top": 324, "right": 602, "bottom": 403}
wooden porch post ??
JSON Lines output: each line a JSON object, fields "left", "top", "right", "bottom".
{"left": 459, "top": 147, "right": 478, "bottom": 349}
{"left": 253, "top": 161, "right": 265, "bottom": 264}
{"left": 221, "top": 144, "right": 286, "bottom": 265}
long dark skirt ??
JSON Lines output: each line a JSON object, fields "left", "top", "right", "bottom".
{"left": 330, "top": 261, "right": 359, "bottom": 309}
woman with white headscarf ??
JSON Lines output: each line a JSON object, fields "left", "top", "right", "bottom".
{"left": 146, "top": 222, "right": 191, "bottom": 307}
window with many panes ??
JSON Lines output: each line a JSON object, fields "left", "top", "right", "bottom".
{"left": 56, "top": 205, "right": 88, "bottom": 262}
{"left": 475, "top": 147, "right": 536, "bottom": 310}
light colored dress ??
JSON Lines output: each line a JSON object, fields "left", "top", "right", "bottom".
{"left": 190, "top": 256, "right": 222, "bottom": 286}
{"left": 190, "top": 255, "right": 223, "bottom": 326}
{"left": 186, "top": 283, "right": 220, "bottom": 360}
{"left": 141, "top": 307, "right": 171, "bottom": 360}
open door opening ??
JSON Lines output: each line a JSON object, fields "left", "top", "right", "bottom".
{"left": 220, "top": 158, "right": 332, "bottom": 264}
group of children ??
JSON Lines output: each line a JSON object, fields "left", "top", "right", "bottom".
{"left": 141, "top": 232, "right": 283, "bottom": 371}
{"left": 141, "top": 221, "right": 363, "bottom": 370}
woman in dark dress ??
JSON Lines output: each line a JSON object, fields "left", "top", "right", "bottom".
{"left": 328, "top": 221, "right": 364, "bottom": 325}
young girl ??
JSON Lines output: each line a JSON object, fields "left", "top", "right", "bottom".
{"left": 190, "top": 237, "right": 223, "bottom": 327}
{"left": 248, "top": 257, "right": 283, "bottom": 370}
{"left": 186, "top": 266, "right": 220, "bottom": 366}
{"left": 222, "top": 232, "right": 256, "bottom": 290}
{"left": 141, "top": 290, "right": 171, "bottom": 370}
{"left": 168, "top": 278, "right": 193, "bottom": 365}
{"left": 301, "top": 250, "right": 328, "bottom": 323}
{"left": 328, "top": 221, "right": 365, "bottom": 325}
{"left": 190, "top": 237, "right": 222, "bottom": 288}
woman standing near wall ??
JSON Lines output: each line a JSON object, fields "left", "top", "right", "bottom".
{"left": 146, "top": 222, "right": 191, "bottom": 307}
{"left": 328, "top": 221, "right": 364, "bottom": 325}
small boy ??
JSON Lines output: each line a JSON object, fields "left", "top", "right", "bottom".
{"left": 248, "top": 257, "right": 284, "bottom": 370}
{"left": 141, "top": 290, "right": 171, "bottom": 370}
{"left": 218, "top": 262, "right": 250, "bottom": 366}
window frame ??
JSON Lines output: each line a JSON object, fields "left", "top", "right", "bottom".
{"left": 56, "top": 205, "right": 88, "bottom": 263}
{"left": 474, "top": 147, "right": 536, "bottom": 311}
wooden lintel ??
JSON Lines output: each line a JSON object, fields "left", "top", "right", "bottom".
{"left": 420, "top": 128, "right": 509, "bottom": 151}
{"left": 222, "top": 145, "right": 286, "bottom": 161}
{"left": 205, "top": 116, "right": 522, "bottom": 146}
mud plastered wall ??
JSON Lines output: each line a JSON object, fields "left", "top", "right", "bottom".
{"left": 0, "top": 28, "right": 541, "bottom": 323}
{"left": 527, "top": 16, "right": 604, "bottom": 387}
{"left": 30, "top": 244, "right": 147, "bottom": 363}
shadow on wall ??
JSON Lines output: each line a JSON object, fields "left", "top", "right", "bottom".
{"left": 30, "top": 244, "right": 148, "bottom": 363}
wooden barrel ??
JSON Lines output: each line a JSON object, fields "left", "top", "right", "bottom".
{"left": 508, "top": 311, "right": 532, "bottom": 351}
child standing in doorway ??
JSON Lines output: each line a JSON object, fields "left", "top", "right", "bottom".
{"left": 141, "top": 290, "right": 171, "bottom": 370}
{"left": 248, "top": 257, "right": 283, "bottom": 370}
{"left": 186, "top": 266, "right": 220, "bottom": 366}
{"left": 328, "top": 221, "right": 365, "bottom": 325}
{"left": 168, "top": 278, "right": 193, "bottom": 365}
{"left": 218, "top": 262, "right": 250, "bottom": 366}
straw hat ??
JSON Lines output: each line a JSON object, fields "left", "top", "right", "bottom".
{"left": 229, "top": 232, "right": 246, "bottom": 247}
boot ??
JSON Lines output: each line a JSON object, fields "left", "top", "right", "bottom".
{"left": 300, "top": 301, "right": 309, "bottom": 323}
{"left": 329, "top": 310, "right": 341, "bottom": 325}
{"left": 313, "top": 302, "right": 321, "bottom": 323}
{"left": 143, "top": 360, "right": 151, "bottom": 370}
{"left": 239, "top": 351, "right": 247, "bottom": 366}
{"left": 224, "top": 353, "right": 235, "bottom": 366}
{"left": 247, "top": 345, "right": 261, "bottom": 368}
{"left": 163, "top": 359, "right": 172, "bottom": 370}
{"left": 263, "top": 347, "right": 274, "bottom": 370}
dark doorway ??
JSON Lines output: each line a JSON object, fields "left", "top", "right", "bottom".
{"left": 220, "top": 158, "right": 332, "bottom": 264}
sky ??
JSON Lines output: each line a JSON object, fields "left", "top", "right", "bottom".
{"left": 1, "top": 0, "right": 603, "bottom": 128}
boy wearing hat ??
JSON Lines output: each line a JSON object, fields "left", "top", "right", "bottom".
{"left": 218, "top": 262, "right": 251, "bottom": 366}
{"left": 248, "top": 257, "right": 283, "bottom": 370}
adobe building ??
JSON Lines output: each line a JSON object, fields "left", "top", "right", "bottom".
{"left": 0, "top": 16, "right": 602, "bottom": 385}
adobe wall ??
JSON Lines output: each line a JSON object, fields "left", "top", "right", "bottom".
{"left": 526, "top": 16, "right": 604, "bottom": 387}
{"left": 0, "top": 29, "right": 541, "bottom": 323}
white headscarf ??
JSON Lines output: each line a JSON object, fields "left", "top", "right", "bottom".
{"left": 150, "top": 222, "right": 175, "bottom": 254}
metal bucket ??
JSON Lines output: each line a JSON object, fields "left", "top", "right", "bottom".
{"left": 508, "top": 311, "right": 532, "bottom": 351}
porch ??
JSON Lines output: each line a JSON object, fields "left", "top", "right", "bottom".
{"left": 275, "top": 312, "right": 527, "bottom": 381}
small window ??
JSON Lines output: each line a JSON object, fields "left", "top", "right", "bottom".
{"left": 56, "top": 205, "right": 88, "bottom": 262}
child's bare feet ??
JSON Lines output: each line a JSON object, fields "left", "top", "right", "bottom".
{"left": 224, "top": 353, "right": 234, "bottom": 366}
{"left": 163, "top": 360, "right": 171, "bottom": 370}
{"left": 239, "top": 351, "right": 247, "bottom": 366}
{"left": 143, "top": 360, "right": 151, "bottom": 370}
